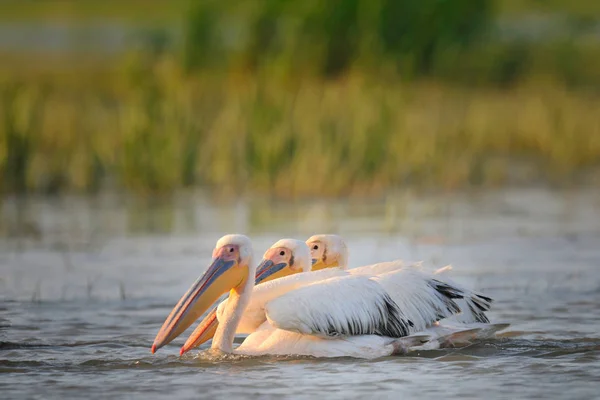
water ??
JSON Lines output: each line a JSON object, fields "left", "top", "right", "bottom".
{"left": 1, "top": 189, "right": 600, "bottom": 399}
{"left": 1, "top": 15, "right": 599, "bottom": 57}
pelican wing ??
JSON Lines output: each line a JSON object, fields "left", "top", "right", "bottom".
{"left": 353, "top": 261, "right": 492, "bottom": 325}
{"left": 433, "top": 265, "right": 492, "bottom": 323}
{"left": 373, "top": 268, "right": 492, "bottom": 331}
{"left": 264, "top": 275, "right": 413, "bottom": 338}
{"left": 230, "top": 268, "right": 348, "bottom": 333}
{"left": 435, "top": 277, "right": 492, "bottom": 324}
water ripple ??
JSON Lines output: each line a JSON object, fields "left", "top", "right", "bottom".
{"left": 2, "top": 191, "right": 600, "bottom": 399}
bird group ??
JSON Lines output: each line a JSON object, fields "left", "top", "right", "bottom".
{"left": 151, "top": 234, "right": 508, "bottom": 359}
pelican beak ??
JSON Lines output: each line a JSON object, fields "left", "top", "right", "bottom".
{"left": 151, "top": 255, "right": 247, "bottom": 353}
{"left": 311, "top": 258, "right": 329, "bottom": 271}
{"left": 179, "top": 256, "right": 293, "bottom": 355}
{"left": 254, "top": 259, "right": 292, "bottom": 284}
{"left": 180, "top": 307, "right": 219, "bottom": 355}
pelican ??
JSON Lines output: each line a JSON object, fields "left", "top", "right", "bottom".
{"left": 151, "top": 237, "right": 313, "bottom": 354}
{"left": 165, "top": 238, "right": 340, "bottom": 355}
{"left": 176, "top": 234, "right": 429, "bottom": 355}
{"left": 152, "top": 234, "right": 496, "bottom": 359}
{"left": 307, "top": 234, "right": 509, "bottom": 340}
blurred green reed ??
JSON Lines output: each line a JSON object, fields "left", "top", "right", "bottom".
{"left": 0, "top": 0, "right": 599, "bottom": 197}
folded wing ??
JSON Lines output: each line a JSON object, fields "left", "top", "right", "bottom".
{"left": 264, "top": 275, "right": 415, "bottom": 338}
{"left": 231, "top": 268, "right": 348, "bottom": 333}
{"left": 373, "top": 268, "right": 492, "bottom": 330}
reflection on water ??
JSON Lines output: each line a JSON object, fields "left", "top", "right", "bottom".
{"left": 1, "top": 17, "right": 599, "bottom": 57}
{"left": 0, "top": 22, "right": 180, "bottom": 55}
{"left": 1, "top": 189, "right": 600, "bottom": 399}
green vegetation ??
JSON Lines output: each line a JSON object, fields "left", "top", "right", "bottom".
{"left": 2, "top": 65, "right": 599, "bottom": 197}
{"left": 1, "top": 0, "right": 599, "bottom": 197}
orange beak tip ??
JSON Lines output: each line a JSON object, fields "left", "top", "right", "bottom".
{"left": 151, "top": 344, "right": 157, "bottom": 354}
{"left": 179, "top": 348, "right": 185, "bottom": 356}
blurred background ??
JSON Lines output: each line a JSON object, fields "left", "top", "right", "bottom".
{"left": 0, "top": 0, "right": 599, "bottom": 197}
{"left": 1, "top": 0, "right": 600, "bottom": 293}
{"left": 1, "top": 2, "right": 600, "bottom": 398}
{"left": 1, "top": 0, "right": 600, "bottom": 295}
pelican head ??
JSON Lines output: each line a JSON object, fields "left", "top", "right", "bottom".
{"left": 255, "top": 238, "right": 311, "bottom": 283}
{"left": 151, "top": 234, "right": 253, "bottom": 353}
{"left": 178, "top": 238, "right": 311, "bottom": 355}
{"left": 306, "top": 234, "right": 348, "bottom": 270}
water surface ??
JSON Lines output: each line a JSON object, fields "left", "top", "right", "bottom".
{"left": 1, "top": 189, "right": 599, "bottom": 399}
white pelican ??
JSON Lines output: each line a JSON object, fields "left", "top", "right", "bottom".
{"left": 151, "top": 237, "right": 313, "bottom": 354}
{"left": 174, "top": 237, "right": 348, "bottom": 355}
{"left": 306, "top": 234, "right": 509, "bottom": 341}
{"left": 152, "top": 234, "right": 496, "bottom": 359}
{"left": 176, "top": 234, "right": 441, "bottom": 355}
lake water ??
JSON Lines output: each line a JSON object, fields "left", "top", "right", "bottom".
{"left": 1, "top": 188, "right": 599, "bottom": 399}
{"left": 1, "top": 16, "right": 599, "bottom": 57}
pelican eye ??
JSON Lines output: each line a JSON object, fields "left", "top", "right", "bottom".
{"left": 279, "top": 250, "right": 285, "bottom": 256}
{"left": 229, "top": 247, "right": 234, "bottom": 253}
{"left": 313, "top": 244, "right": 319, "bottom": 250}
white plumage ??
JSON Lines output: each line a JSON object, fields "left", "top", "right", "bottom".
{"left": 157, "top": 234, "right": 504, "bottom": 359}
{"left": 264, "top": 275, "right": 411, "bottom": 338}
{"left": 213, "top": 238, "right": 495, "bottom": 358}
{"left": 215, "top": 238, "right": 492, "bottom": 341}
{"left": 236, "top": 321, "right": 428, "bottom": 359}
{"left": 219, "top": 268, "right": 347, "bottom": 334}
{"left": 222, "top": 258, "right": 488, "bottom": 343}
{"left": 304, "top": 235, "right": 506, "bottom": 348}
{"left": 234, "top": 271, "right": 436, "bottom": 358}
{"left": 307, "top": 235, "right": 493, "bottom": 325}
